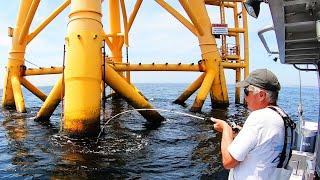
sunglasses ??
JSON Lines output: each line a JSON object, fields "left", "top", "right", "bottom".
{"left": 244, "top": 85, "right": 263, "bottom": 96}
{"left": 244, "top": 87, "right": 249, "bottom": 96}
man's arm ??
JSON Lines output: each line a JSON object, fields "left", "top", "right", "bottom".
{"left": 212, "top": 118, "right": 240, "bottom": 169}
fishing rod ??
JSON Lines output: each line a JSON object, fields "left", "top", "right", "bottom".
{"left": 96, "top": 108, "right": 241, "bottom": 143}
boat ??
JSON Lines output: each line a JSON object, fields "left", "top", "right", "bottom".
{"left": 247, "top": 0, "right": 320, "bottom": 179}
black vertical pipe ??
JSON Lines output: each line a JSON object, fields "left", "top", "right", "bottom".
{"left": 102, "top": 41, "right": 106, "bottom": 110}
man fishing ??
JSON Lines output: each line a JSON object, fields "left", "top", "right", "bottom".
{"left": 212, "top": 69, "right": 294, "bottom": 180}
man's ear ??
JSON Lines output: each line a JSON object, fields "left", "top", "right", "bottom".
{"left": 258, "top": 91, "right": 266, "bottom": 101}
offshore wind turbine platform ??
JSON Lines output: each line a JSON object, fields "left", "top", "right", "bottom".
{"left": 2, "top": 0, "right": 249, "bottom": 136}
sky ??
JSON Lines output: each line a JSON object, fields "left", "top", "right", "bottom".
{"left": 0, "top": 1, "right": 318, "bottom": 87}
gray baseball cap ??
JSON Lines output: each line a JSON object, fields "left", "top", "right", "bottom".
{"left": 236, "top": 69, "right": 281, "bottom": 91}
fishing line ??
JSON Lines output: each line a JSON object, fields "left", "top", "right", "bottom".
{"left": 96, "top": 108, "right": 242, "bottom": 143}
{"left": 96, "top": 108, "right": 208, "bottom": 143}
{"left": 25, "top": 58, "right": 40, "bottom": 68}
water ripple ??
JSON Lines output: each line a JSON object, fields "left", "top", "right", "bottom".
{"left": 0, "top": 84, "right": 317, "bottom": 179}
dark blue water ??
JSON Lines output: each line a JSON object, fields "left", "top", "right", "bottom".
{"left": 0, "top": 84, "right": 318, "bottom": 179}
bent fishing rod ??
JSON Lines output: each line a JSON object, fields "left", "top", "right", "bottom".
{"left": 96, "top": 108, "right": 241, "bottom": 143}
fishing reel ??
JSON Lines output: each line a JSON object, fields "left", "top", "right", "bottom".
{"left": 205, "top": 117, "right": 241, "bottom": 133}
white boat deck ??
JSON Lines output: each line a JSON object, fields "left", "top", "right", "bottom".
{"left": 267, "top": 0, "right": 319, "bottom": 179}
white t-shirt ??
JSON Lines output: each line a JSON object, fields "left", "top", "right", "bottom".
{"left": 228, "top": 107, "right": 285, "bottom": 180}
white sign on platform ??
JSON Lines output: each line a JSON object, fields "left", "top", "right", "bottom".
{"left": 212, "top": 24, "right": 228, "bottom": 35}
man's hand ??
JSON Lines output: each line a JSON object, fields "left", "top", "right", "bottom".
{"left": 210, "top": 117, "right": 240, "bottom": 169}
{"left": 210, "top": 117, "right": 231, "bottom": 133}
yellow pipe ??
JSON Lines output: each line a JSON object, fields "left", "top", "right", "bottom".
{"left": 242, "top": 3, "right": 249, "bottom": 78}
{"left": 109, "top": 0, "right": 121, "bottom": 34}
{"left": 191, "top": 70, "right": 215, "bottom": 112}
{"left": 155, "top": 0, "right": 198, "bottom": 36}
{"left": 112, "top": 62, "right": 245, "bottom": 70}
{"left": 228, "top": 28, "right": 245, "bottom": 33}
{"left": 179, "top": 0, "right": 204, "bottom": 36}
{"left": 28, "top": 0, "right": 71, "bottom": 43}
{"left": 211, "top": 2, "right": 230, "bottom": 107}
{"left": 120, "top": 0, "right": 128, "bottom": 46}
{"left": 104, "top": 64, "right": 164, "bottom": 123}
{"left": 223, "top": 2, "right": 236, "bottom": 8}
{"left": 220, "top": 3, "right": 227, "bottom": 59}
{"left": 20, "top": 77, "right": 47, "bottom": 101}
{"left": 109, "top": 0, "right": 122, "bottom": 63}
{"left": 19, "top": 0, "right": 40, "bottom": 44}
{"left": 222, "top": 62, "right": 246, "bottom": 68}
{"left": 210, "top": 62, "right": 229, "bottom": 107}
{"left": 21, "top": 62, "right": 244, "bottom": 76}
{"left": 205, "top": 0, "right": 236, "bottom": 8}
{"left": 218, "top": 0, "right": 243, "bottom": 2}
{"left": 63, "top": 0, "right": 103, "bottom": 136}
{"left": 11, "top": 76, "right": 26, "bottom": 112}
{"left": 235, "top": 68, "right": 241, "bottom": 103}
{"left": 111, "top": 63, "right": 205, "bottom": 71}
{"left": 220, "top": 64, "right": 229, "bottom": 103}
{"left": 2, "top": 68, "right": 15, "bottom": 107}
{"left": 128, "top": 0, "right": 143, "bottom": 32}
{"left": 226, "top": 55, "right": 239, "bottom": 60}
{"left": 103, "top": 35, "right": 114, "bottom": 50}
{"left": 173, "top": 73, "right": 205, "bottom": 105}
{"left": 117, "top": 34, "right": 124, "bottom": 49}
{"left": 3, "top": 0, "right": 31, "bottom": 108}
{"left": 233, "top": 2, "right": 241, "bottom": 103}
{"left": 24, "top": 67, "right": 63, "bottom": 76}
{"left": 36, "top": 77, "right": 63, "bottom": 120}
{"left": 233, "top": 2, "right": 241, "bottom": 62}
{"left": 125, "top": 71, "right": 131, "bottom": 82}
{"left": 228, "top": 33, "right": 237, "bottom": 36}
{"left": 188, "top": 0, "right": 228, "bottom": 111}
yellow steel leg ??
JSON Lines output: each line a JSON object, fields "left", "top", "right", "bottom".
{"left": 128, "top": 0, "right": 143, "bottom": 31}
{"left": 220, "top": 66, "right": 229, "bottom": 103}
{"left": 188, "top": 0, "right": 229, "bottom": 112}
{"left": 126, "top": 71, "right": 131, "bottom": 83}
{"left": 63, "top": 0, "right": 103, "bottom": 136}
{"left": 210, "top": 62, "right": 229, "bottom": 108}
{"left": 20, "top": 77, "right": 47, "bottom": 101}
{"left": 241, "top": 3, "right": 250, "bottom": 104}
{"left": 242, "top": 3, "right": 249, "bottom": 78}
{"left": 2, "top": 70, "right": 15, "bottom": 108}
{"left": 19, "top": 0, "right": 41, "bottom": 44}
{"left": 174, "top": 73, "right": 205, "bottom": 105}
{"left": 235, "top": 69, "right": 241, "bottom": 103}
{"left": 190, "top": 70, "right": 215, "bottom": 112}
{"left": 104, "top": 65, "right": 164, "bottom": 123}
{"left": 206, "top": 39, "right": 228, "bottom": 106}
{"left": 11, "top": 76, "right": 26, "bottom": 112}
{"left": 233, "top": 2, "right": 241, "bottom": 104}
{"left": 3, "top": 0, "right": 33, "bottom": 109}
{"left": 27, "top": 0, "right": 71, "bottom": 43}
{"left": 36, "top": 77, "right": 63, "bottom": 121}
{"left": 109, "top": 0, "right": 122, "bottom": 63}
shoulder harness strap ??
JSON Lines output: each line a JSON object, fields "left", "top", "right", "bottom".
{"left": 268, "top": 106, "right": 296, "bottom": 168}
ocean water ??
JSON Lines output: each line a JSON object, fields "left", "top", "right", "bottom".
{"left": 0, "top": 84, "right": 318, "bottom": 179}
